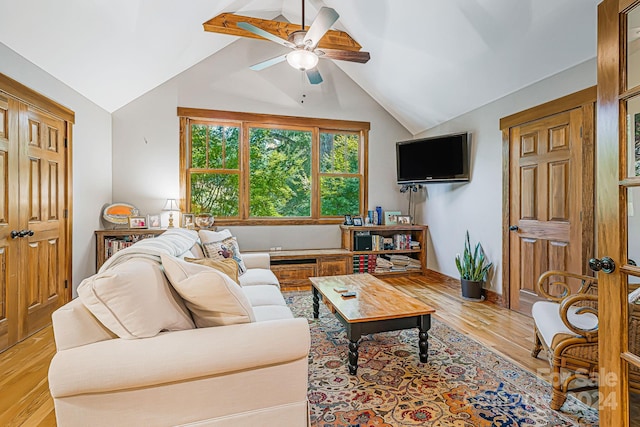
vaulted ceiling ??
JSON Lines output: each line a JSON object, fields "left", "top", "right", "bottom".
{"left": 0, "top": 0, "right": 599, "bottom": 134}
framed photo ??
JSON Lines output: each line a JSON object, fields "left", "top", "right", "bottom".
{"left": 353, "top": 216, "right": 364, "bottom": 226}
{"left": 128, "top": 216, "right": 148, "bottom": 229}
{"left": 344, "top": 214, "right": 353, "bottom": 226}
{"left": 397, "top": 215, "right": 412, "bottom": 225}
{"left": 147, "top": 213, "right": 161, "bottom": 229}
{"left": 384, "top": 211, "right": 402, "bottom": 225}
{"left": 182, "top": 213, "right": 195, "bottom": 229}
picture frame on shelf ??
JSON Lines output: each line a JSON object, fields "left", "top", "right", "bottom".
{"left": 344, "top": 214, "right": 353, "bottom": 226}
{"left": 128, "top": 216, "right": 148, "bottom": 229}
{"left": 182, "top": 213, "right": 195, "bottom": 229}
{"left": 397, "top": 215, "right": 412, "bottom": 225}
{"left": 352, "top": 216, "right": 363, "bottom": 226}
{"left": 148, "top": 214, "right": 161, "bottom": 229}
{"left": 384, "top": 211, "right": 402, "bottom": 225}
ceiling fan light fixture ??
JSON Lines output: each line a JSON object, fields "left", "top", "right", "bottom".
{"left": 286, "top": 49, "right": 318, "bottom": 71}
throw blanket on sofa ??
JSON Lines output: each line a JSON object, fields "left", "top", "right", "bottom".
{"left": 99, "top": 228, "right": 199, "bottom": 273}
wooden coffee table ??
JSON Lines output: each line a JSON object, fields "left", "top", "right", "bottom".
{"left": 309, "top": 273, "right": 435, "bottom": 375}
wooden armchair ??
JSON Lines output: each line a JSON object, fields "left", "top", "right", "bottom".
{"left": 531, "top": 270, "right": 599, "bottom": 410}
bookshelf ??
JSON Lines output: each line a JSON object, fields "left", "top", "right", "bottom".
{"left": 340, "top": 224, "right": 428, "bottom": 275}
{"left": 95, "top": 229, "right": 166, "bottom": 270}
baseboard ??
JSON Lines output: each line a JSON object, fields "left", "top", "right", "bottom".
{"left": 421, "top": 269, "right": 504, "bottom": 307}
{"left": 484, "top": 288, "right": 503, "bottom": 306}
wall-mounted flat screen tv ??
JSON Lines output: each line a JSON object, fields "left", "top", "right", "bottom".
{"left": 396, "top": 132, "right": 470, "bottom": 184}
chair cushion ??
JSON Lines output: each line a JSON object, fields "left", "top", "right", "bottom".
{"left": 161, "top": 254, "right": 255, "bottom": 328}
{"left": 242, "top": 285, "right": 287, "bottom": 307}
{"left": 77, "top": 258, "right": 195, "bottom": 339}
{"left": 239, "top": 268, "right": 280, "bottom": 288}
{"left": 532, "top": 300, "right": 598, "bottom": 349}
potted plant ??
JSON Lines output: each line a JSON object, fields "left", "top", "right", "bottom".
{"left": 455, "top": 231, "right": 493, "bottom": 300}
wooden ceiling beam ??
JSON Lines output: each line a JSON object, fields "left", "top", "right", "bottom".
{"left": 203, "top": 13, "right": 362, "bottom": 52}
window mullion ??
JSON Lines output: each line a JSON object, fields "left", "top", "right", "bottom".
{"left": 240, "top": 122, "right": 250, "bottom": 220}
{"left": 311, "top": 127, "right": 320, "bottom": 219}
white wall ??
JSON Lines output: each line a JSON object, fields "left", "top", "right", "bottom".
{"left": 414, "top": 58, "right": 597, "bottom": 295}
{"left": 112, "top": 38, "right": 412, "bottom": 250}
{"left": 0, "top": 42, "right": 112, "bottom": 294}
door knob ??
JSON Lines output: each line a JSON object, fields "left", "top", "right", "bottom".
{"left": 589, "top": 257, "right": 616, "bottom": 274}
{"left": 509, "top": 225, "right": 519, "bottom": 231}
{"left": 10, "top": 230, "right": 19, "bottom": 239}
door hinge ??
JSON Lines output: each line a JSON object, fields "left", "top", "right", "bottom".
{"left": 64, "top": 279, "right": 68, "bottom": 289}
{"left": 64, "top": 138, "right": 68, "bottom": 148}
{"left": 580, "top": 127, "right": 583, "bottom": 138}
{"left": 63, "top": 209, "right": 68, "bottom": 219}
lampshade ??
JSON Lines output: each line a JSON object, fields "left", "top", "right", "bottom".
{"left": 162, "top": 199, "right": 179, "bottom": 211}
{"left": 286, "top": 49, "right": 318, "bottom": 71}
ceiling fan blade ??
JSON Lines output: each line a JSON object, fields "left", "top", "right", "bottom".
{"left": 237, "top": 21, "right": 296, "bottom": 49}
{"left": 303, "top": 7, "right": 339, "bottom": 49}
{"left": 306, "top": 68, "right": 323, "bottom": 85}
{"left": 316, "top": 48, "right": 371, "bottom": 64}
{"left": 250, "top": 54, "right": 288, "bottom": 71}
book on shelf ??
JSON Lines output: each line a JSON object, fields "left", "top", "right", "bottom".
{"left": 104, "top": 234, "right": 156, "bottom": 260}
{"left": 352, "top": 254, "right": 377, "bottom": 274}
{"left": 392, "top": 234, "right": 412, "bottom": 250}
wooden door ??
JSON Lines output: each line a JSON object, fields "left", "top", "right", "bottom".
{"left": 19, "top": 105, "right": 67, "bottom": 338}
{"left": 596, "top": 0, "right": 640, "bottom": 425}
{"left": 0, "top": 73, "right": 73, "bottom": 353}
{"left": 0, "top": 94, "right": 20, "bottom": 350}
{"left": 506, "top": 107, "right": 589, "bottom": 315}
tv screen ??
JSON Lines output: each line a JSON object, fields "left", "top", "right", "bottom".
{"left": 396, "top": 132, "right": 470, "bottom": 184}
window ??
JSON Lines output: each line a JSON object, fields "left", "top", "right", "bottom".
{"left": 179, "top": 108, "right": 369, "bottom": 225}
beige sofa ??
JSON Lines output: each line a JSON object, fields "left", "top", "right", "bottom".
{"left": 48, "top": 229, "right": 311, "bottom": 426}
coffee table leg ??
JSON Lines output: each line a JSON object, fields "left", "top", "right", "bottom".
{"left": 348, "top": 340, "right": 359, "bottom": 375}
{"left": 312, "top": 287, "right": 319, "bottom": 319}
{"left": 418, "top": 315, "right": 431, "bottom": 363}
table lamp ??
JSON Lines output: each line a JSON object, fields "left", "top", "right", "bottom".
{"left": 162, "top": 199, "right": 179, "bottom": 228}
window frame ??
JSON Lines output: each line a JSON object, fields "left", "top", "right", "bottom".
{"left": 178, "top": 107, "right": 369, "bottom": 225}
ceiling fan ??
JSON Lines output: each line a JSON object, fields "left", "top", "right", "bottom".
{"left": 235, "top": 1, "right": 370, "bottom": 84}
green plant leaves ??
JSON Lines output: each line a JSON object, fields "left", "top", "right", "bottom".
{"left": 455, "top": 231, "right": 492, "bottom": 281}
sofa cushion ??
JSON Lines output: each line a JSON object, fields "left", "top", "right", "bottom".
{"left": 185, "top": 257, "right": 239, "bottom": 285}
{"left": 239, "top": 268, "right": 280, "bottom": 288}
{"left": 161, "top": 254, "right": 255, "bottom": 327}
{"left": 253, "top": 305, "right": 294, "bottom": 322}
{"left": 189, "top": 242, "right": 205, "bottom": 259}
{"left": 77, "top": 258, "right": 195, "bottom": 339}
{"left": 242, "top": 285, "right": 287, "bottom": 307}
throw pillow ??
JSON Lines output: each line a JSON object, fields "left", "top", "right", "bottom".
{"left": 198, "top": 228, "right": 232, "bottom": 244}
{"left": 201, "top": 235, "right": 247, "bottom": 275}
{"left": 184, "top": 257, "right": 240, "bottom": 285}
{"left": 77, "top": 258, "right": 195, "bottom": 339}
{"left": 161, "top": 254, "right": 255, "bottom": 328}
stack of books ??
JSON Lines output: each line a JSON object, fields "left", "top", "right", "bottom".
{"left": 374, "top": 256, "right": 394, "bottom": 273}
{"left": 372, "top": 255, "right": 421, "bottom": 272}
{"left": 388, "top": 254, "right": 421, "bottom": 271}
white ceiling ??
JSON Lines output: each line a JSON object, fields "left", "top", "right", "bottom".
{"left": 0, "top": 0, "right": 600, "bottom": 134}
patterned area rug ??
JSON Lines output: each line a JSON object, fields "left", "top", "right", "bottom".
{"left": 283, "top": 291, "right": 599, "bottom": 427}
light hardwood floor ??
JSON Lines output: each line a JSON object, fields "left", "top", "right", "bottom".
{"left": 0, "top": 270, "right": 554, "bottom": 426}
